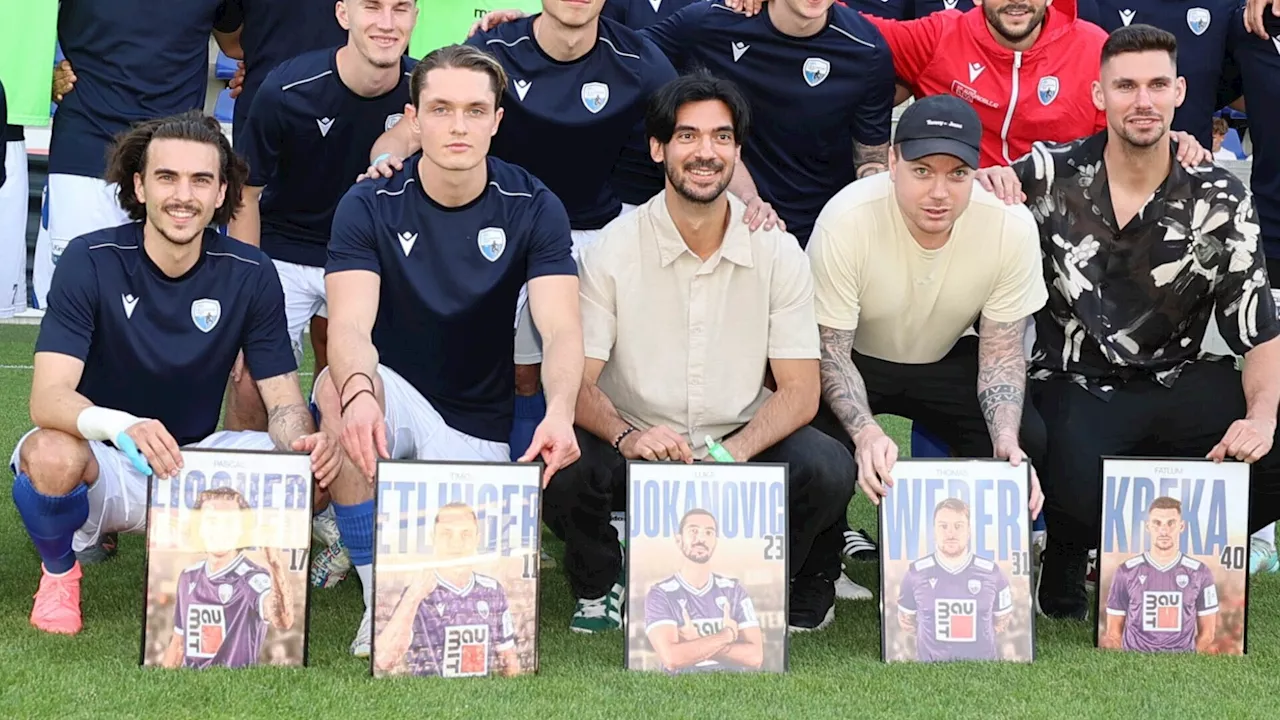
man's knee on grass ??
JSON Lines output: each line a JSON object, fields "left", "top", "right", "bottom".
{"left": 18, "top": 429, "right": 97, "bottom": 495}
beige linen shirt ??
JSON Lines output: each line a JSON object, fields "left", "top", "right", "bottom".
{"left": 579, "top": 191, "right": 819, "bottom": 457}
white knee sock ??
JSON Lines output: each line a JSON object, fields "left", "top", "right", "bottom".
{"left": 355, "top": 564, "right": 373, "bottom": 610}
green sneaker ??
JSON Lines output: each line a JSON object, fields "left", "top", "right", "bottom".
{"left": 570, "top": 580, "right": 624, "bottom": 633}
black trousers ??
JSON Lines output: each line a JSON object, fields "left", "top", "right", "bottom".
{"left": 812, "top": 335, "right": 1049, "bottom": 475}
{"left": 1033, "top": 359, "right": 1280, "bottom": 553}
{"left": 543, "top": 425, "right": 855, "bottom": 600}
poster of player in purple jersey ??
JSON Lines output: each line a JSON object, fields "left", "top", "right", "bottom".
{"left": 141, "top": 450, "right": 313, "bottom": 668}
{"left": 372, "top": 461, "right": 542, "bottom": 678}
{"left": 880, "top": 460, "right": 1034, "bottom": 663}
{"left": 1097, "top": 458, "right": 1250, "bottom": 655}
{"left": 624, "top": 462, "right": 788, "bottom": 674}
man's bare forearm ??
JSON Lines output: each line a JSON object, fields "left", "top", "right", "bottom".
{"left": 257, "top": 372, "right": 318, "bottom": 450}
{"left": 1242, "top": 337, "right": 1280, "bottom": 424}
{"left": 818, "top": 326, "right": 877, "bottom": 439}
{"left": 721, "top": 369, "right": 818, "bottom": 461}
{"left": 29, "top": 386, "right": 94, "bottom": 437}
{"left": 728, "top": 159, "right": 763, "bottom": 202}
{"left": 855, "top": 141, "right": 890, "bottom": 178}
{"left": 977, "top": 317, "right": 1027, "bottom": 444}
{"left": 540, "top": 325, "right": 584, "bottom": 423}
{"left": 575, "top": 381, "right": 633, "bottom": 445}
{"left": 328, "top": 325, "right": 380, "bottom": 403}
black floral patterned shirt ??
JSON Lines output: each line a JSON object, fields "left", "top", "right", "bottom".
{"left": 1012, "top": 131, "right": 1280, "bottom": 398}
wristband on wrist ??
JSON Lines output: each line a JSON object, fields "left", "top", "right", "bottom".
{"left": 704, "top": 435, "right": 735, "bottom": 462}
{"left": 613, "top": 425, "right": 637, "bottom": 453}
{"left": 76, "top": 406, "right": 143, "bottom": 443}
{"left": 340, "top": 371, "right": 375, "bottom": 401}
{"left": 373, "top": 152, "right": 393, "bottom": 166}
{"left": 342, "top": 388, "right": 376, "bottom": 415}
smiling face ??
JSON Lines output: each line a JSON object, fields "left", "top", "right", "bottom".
{"left": 979, "top": 0, "right": 1048, "bottom": 45}
{"left": 540, "top": 0, "right": 606, "bottom": 28}
{"left": 133, "top": 138, "right": 226, "bottom": 247}
{"left": 1095, "top": 49, "right": 1185, "bottom": 150}
{"left": 650, "top": 99, "right": 738, "bottom": 205}
{"left": 339, "top": 0, "right": 417, "bottom": 69}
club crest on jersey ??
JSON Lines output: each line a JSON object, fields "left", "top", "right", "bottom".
{"left": 1177, "top": 574, "right": 1189, "bottom": 588}
{"left": 581, "top": 82, "right": 610, "bottom": 114}
{"left": 478, "top": 227, "right": 507, "bottom": 262}
{"left": 218, "top": 584, "right": 233, "bottom": 603}
{"left": 1187, "top": 8, "right": 1211, "bottom": 35}
{"left": 191, "top": 299, "right": 221, "bottom": 333}
{"left": 477, "top": 600, "right": 490, "bottom": 619}
{"left": 968, "top": 579, "right": 981, "bottom": 594}
{"left": 385, "top": 113, "right": 404, "bottom": 131}
{"left": 1038, "top": 76, "right": 1059, "bottom": 106}
{"left": 803, "top": 57, "right": 830, "bottom": 87}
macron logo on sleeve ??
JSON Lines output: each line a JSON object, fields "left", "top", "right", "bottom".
{"left": 732, "top": 42, "right": 749, "bottom": 62}
{"left": 122, "top": 294, "right": 139, "bottom": 319}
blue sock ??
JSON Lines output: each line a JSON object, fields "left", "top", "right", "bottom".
{"left": 332, "top": 499, "right": 375, "bottom": 567}
{"left": 510, "top": 391, "right": 546, "bottom": 461}
{"left": 12, "top": 472, "right": 89, "bottom": 574}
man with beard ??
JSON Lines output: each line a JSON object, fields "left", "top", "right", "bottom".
{"left": 1101, "top": 497, "right": 1219, "bottom": 653}
{"left": 978, "top": 26, "right": 1280, "bottom": 620}
{"left": 897, "top": 499, "right": 1015, "bottom": 661}
{"left": 161, "top": 487, "right": 295, "bottom": 668}
{"left": 10, "top": 111, "right": 338, "bottom": 636}
{"left": 644, "top": 509, "right": 764, "bottom": 673}
{"left": 225, "top": 0, "right": 418, "bottom": 431}
{"left": 374, "top": 503, "right": 521, "bottom": 677}
{"left": 546, "top": 73, "right": 854, "bottom": 633}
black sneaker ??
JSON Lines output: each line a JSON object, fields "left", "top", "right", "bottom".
{"left": 788, "top": 574, "right": 836, "bottom": 632}
{"left": 841, "top": 528, "right": 879, "bottom": 562}
{"left": 1035, "top": 543, "right": 1089, "bottom": 621}
{"left": 75, "top": 532, "right": 118, "bottom": 565}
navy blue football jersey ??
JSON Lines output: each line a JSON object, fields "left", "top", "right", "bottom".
{"left": 239, "top": 49, "right": 416, "bottom": 267}
{"left": 35, "top": 224, "right": 295, "bottom": 446}
{"left": 326, "top": 156, "right": 577, "bottom": 442}
{"left": 1229, "top": 9, "right": 1280, "bottom": 257}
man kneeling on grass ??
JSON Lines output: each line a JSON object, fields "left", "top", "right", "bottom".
{"left": 544, "top": 73, "right": 854, "bottom": 634}
{"left": 11, "top": 111, "right": 338, "bottom": 635}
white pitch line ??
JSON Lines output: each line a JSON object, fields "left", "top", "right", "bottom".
{"left": 0, "top": 365, "right": 314, "bottom": 377}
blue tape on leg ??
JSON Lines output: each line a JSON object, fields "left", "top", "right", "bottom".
{"left": 115, "top": 432, "right": 153, "bottom": 476}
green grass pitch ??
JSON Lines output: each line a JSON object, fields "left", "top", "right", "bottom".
{"left": 0, "top": 323, "right": 1275, "bottom": 718}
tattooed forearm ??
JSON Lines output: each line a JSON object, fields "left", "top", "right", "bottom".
{"left": 819, "top": 325, "right": 877, "bottom": 439}
{"left": 855, "top": 141, "right": 890, "bottom": 178}
{"left": 977, "top": 317, "right": 1028, "bottom": 445}
{"left": 267, "top": 402, "right": 314, "bottom": 451}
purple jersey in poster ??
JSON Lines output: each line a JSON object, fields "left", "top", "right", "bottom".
{"left": 898, "top": 554, "right": 1012, "bottom": 661}
{"left": 1105, "top": 553, "right": 1219, "bottom": 652}
{"left": 404, "top": 573, "right": 516, "bottom": 677}
{"left": 644, "top": 573, "right": 760, "bottom": 672}
{"left": 172, "top": 553, "right": 273, "bottom": 668}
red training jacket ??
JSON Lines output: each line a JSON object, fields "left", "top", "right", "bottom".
{"left": 866, "top": 2, "right": 1108, "bottom": 167}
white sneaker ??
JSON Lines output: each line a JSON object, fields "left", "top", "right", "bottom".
{"left": 835, "top": 574, "right": 873, "bottom": 600}
{"left": 351, "top": 607, "right": 372, "bottom": 657}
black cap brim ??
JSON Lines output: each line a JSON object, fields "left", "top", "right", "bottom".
{"left": 899, "top": 138, "right": 979, "bottom": 170}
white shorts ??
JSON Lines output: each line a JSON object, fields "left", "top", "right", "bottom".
{"left": 514, "top": 204, "right": 637, "bottom": 365}
{"left": 316, "top": 364, "right": 508, "bottom": 462}
{"left": 273, "top": 259, "right": 328, "bottom": 366}
{"left": 33, "top": 173, "right": 130, "bottom": 309}
{"left": 0, "top": 140, "right": 29, "bottom": 317}
{"left": 8, "top": 429, "right": 275, "bottom": 552}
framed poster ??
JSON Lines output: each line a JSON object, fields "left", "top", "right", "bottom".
{"left": 371, "top": 460, "right": 542, "bottom": 678}
{"left": 1096, "top": 458, "right": 1251, "bottom": 655}
{"left": 624, "top": 462, "right": 789, "bottom": 674}
{"left": 879, "top": 460, "right": 1035, "bottom": 663}
{"left": 141, "top": 449, "right": 314, "bottom": 669}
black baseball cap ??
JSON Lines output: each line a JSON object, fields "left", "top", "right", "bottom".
{"left": 894, "top": 95, "right": 983, "bottom": 169}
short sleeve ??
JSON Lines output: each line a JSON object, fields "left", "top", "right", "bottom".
{"left": 806, "top": 215, "right": 863, "bottom": 332}
{"left": 1198, "top": 570, "right": 1219, "bottom": 615}
{"left": 640, "top": 1, "right": 707, "bottom": 69}
{"left": 1212, "top": 189, "right": 1280, "bottom": 354}
{"left": 994, "top": 568, "right": 1013, "bottom": 615}
{"left": 732, "top": 585, "right": 760, "bottom": 629}
{"left": 248, "top": 572, "right": 273, "bottom": 619}
{"left": 34, "top": 239, "right": 99, "bottom": 361}
{"left": 577, "top": 235, "right": 618, "bottom": 362}
{"left": 239, "top": 75, "right": 287, "bottom": 188}
{"left": 640, "top": 40, "right": 679, "bottom": 98}
{"left": 214, "top": 0, "right": 244, "bottom": 33}
{"left": 327, "top": 188, "right": 383, "bottom": 275}
{"left": 767, "top": 237, "right": 820, "bottom": 360}
{"left": 851, "top": 45, "right": 896, "bottom": 147}
{"left": 861, "top": 11, "right": 950, "bottom": 90}
{"left": 494, "top": 586, "right": 516, "bottom": 650}
{"left": 242, "top": 259, "right": 298, "bottom": 381}
{"left": 982, "top": 212, "right": 1048, "bottom": 322}
{"left": 525, "top": 191, "right": 577, "bottom": 282}
{"left": 897, "top": 567, "right": 918, "bottom": 613}
{"left": 1104, "top": 565, "right": 1130, "bottom": 615}
{"left": 1010, "top": 143, "right": 1055, "bottom": 209}
{"left": 644, "top": 585, "right": 678, "bottom": 633}
{"left": 173, "top": 576, "right": 189, "bottom": 634}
